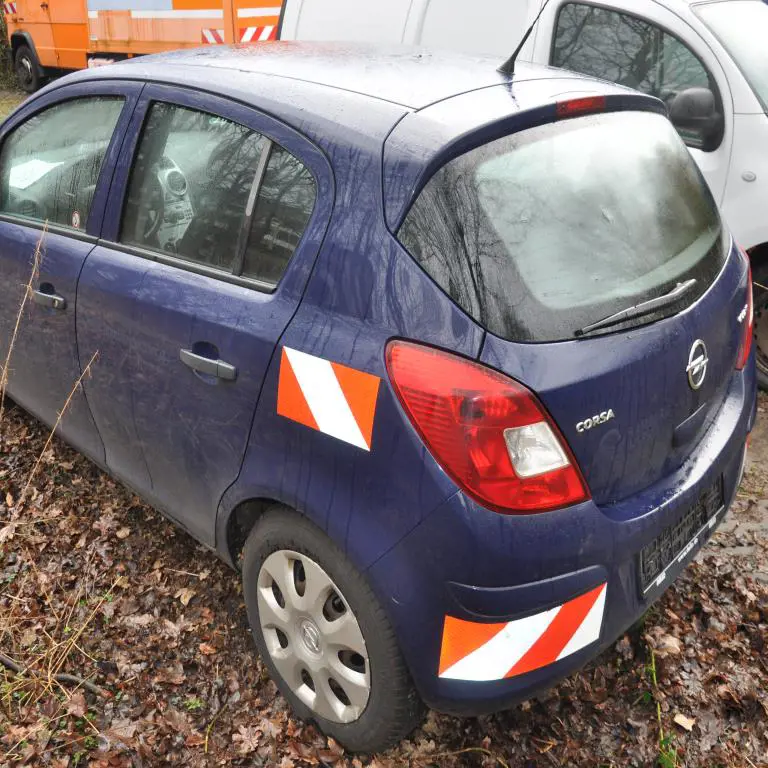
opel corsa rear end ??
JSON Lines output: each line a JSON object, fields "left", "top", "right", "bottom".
{"left": 372, "top": 82, "right": 756, "bottom": 715}
{"left": 228, "top": 52, "right": 757, "bottom": 752}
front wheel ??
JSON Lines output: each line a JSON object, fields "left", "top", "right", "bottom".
{"left": 14, "top": 45, "right": 41, "bottom": 93}
{"left": 752, "top": 259, "right": 768, "bottom": 390}
{"left": 242, "top": 508, "right": 423, "bottom": 752}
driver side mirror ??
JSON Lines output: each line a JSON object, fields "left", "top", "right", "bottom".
{"left": 668, "top": 87, "right": 724, "bottom": 152}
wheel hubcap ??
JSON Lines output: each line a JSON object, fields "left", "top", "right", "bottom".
{"left": 257, "top": 549, "right": 370, "bottom": 724}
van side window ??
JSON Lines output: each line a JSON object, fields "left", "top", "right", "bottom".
{"left": 552, "top": 4, "right": 720, "bottom": 149}
{"left": 0, "top": 97, "right": 124, "bottom": 230}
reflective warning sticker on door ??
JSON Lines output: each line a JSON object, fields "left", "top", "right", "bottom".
{"left": 438, "top": 583, "right": 607, "bottom": 681}
{"left": 277, "top": 347, "right": 381, "bottom": 451}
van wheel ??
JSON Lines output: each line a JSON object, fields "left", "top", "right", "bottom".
{"left": 241, "top": 508, "right": 423, "bottom": 752}
{"left": 752, "top": 260, "right": 768, "bottom": 391}
{"left": 15, "top": 46, "right": 41, "bottom": 93}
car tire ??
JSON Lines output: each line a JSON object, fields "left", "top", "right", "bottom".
{"left": 15, "top": 45, "right": 42, "bottom": 93}
{"left": 242, "top": 507, "right": 424, "bottom": 753}
{"left": 752, "top": 258, "right": 768, "bottom": 391}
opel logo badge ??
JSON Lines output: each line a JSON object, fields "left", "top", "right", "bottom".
{"left": 686, "top": 340, "right": 708, "bottom": 390}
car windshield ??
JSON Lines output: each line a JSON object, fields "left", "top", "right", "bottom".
{"left": 694, "top": 0, "right": 768, "bottom": 111}
{"left": 397, "top": 111, "right": 726, "bottom": 342}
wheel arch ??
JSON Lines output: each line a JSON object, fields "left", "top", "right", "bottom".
{"left": 10, "top": 32, "right": 41, "bottom": 69}
{"left": 219, "top": 495, "right": 324, "bottom": 571}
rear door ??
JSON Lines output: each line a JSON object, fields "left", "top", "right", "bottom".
{"left": 0, "top": 81, "right": 141, "bottom": 463}
{"left": 396, "top": 107, "right": 746, "bottom": 505}
{"left": 78, "top": 84, "right": 331, "bottom": 543}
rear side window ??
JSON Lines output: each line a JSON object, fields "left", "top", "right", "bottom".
{"left": 121, "top": 102, "right": 316, "bottom": 286}
{"left": 242, "top": 145, "right": 316, "bottom": 285}
{"left": 397, "top": 111, "right": 726, "bottom": 342}
{"left": 0, "top": 96, "right": 124, "bottom": 229}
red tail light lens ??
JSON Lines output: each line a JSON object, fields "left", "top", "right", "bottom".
{"left": 737, "top": 246, "right": 753, "bottom": 370}
{"left": 385, "top": 341, "right": 590, "bottom": 514}
{"left": 556, "top": 96, "right": 606, "bottom": 118}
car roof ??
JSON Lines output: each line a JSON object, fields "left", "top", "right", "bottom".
{"left": 67, "top": 42, "right": 624, "bottom": 113}
{"left": 56, "top": 44, "right": 664, "bottom": 228}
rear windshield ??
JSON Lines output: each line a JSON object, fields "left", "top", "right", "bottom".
{"left": 397, "top": 111, "right": 726, "bottom": 342}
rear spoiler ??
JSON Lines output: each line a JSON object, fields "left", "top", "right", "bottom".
{"left": 382, "top": 82, "right": 666, "bottom": 233}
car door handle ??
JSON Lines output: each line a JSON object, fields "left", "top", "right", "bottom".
{"left": 179, "top": 349, "right": 237, "bottom": 381}
{"left": 32, "top": 289, "right": 66, "bottom": 310}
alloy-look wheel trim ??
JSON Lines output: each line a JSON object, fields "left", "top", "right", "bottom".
{"left": 256, "top": 549, "right": 371, "bottom": 724}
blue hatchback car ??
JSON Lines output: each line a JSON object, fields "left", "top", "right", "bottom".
{"left": 0, "top": 44, "right": 756, "bottom": 752}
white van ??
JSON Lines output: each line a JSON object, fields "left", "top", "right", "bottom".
{"left": 280, "top": 0, "right": 768, "bottom": 385}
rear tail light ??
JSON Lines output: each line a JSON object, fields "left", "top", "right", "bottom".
{"left": 385, "top": 341, "right": 590, "bottom": 514}
{"left": 736, "top": 245, "right": 753, "bottom": 370}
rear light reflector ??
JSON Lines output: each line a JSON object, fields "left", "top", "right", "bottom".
{"left": 736, "top": 245, "right": 753, "bottom": 370}
{"left": 385, "top": 341, "right": 590, "bottom": 514}
{"left": 556, "top": 96, "right": 606, "bottom": 119}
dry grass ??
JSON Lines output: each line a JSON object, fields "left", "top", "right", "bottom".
{"left": 0, "top": 228, "right": 106, "bottom": 760}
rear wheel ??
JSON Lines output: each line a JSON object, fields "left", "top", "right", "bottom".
{"left": 14, "top": 45, "right": 41, "bottom": 93}
{"left": 241, "top": 508, "right": 423, "bottom": 752}
{"left": 752, "top": 258, "right": 768, "bottom": 390}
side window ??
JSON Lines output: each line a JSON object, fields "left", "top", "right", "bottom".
{"left": 122, "top": 102, "right": 315, "bottom": 285}
{"left": 552, "top": 4, "right": 721, "bottom": 149}
{"left": 553, "top": 5, "right": 660, "bottom": 92}
{"left": 0, "top": 96, "right": 124, "bottom": 229}
{"left": 242, "top": 145, "right": 316, "bottom": 285}
{"left": 659, "top": 34, "right": 710, "bottom": 97}
{"left": 122, "top": 103, "right": 267, "bottom": 272}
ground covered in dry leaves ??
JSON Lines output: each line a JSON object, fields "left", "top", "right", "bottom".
{"left": 1, "top": 393, "right": 767, "bottom": 767}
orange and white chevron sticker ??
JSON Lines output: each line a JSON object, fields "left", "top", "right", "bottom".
{"left": 277, "top": 347, "right": 380, "bottom": 451}
{"left": 438, "top": 583, "right": 607, "bottom": 681}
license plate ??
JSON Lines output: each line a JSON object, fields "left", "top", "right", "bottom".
{"left": 639, "top": 476, "right": 724, "bottom": 595}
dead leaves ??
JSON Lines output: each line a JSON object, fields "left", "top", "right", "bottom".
{"left": 175, "top": 587, "right": 196, "bottom": 607}
{"left": 65, "top": 691, "right": 87, "bottom": 718}
{"left": 233, "top": 724, "right": 262, "bottom": 755}
{"left": 2, "top": 386, "right": 768, "bottom": 766}
{"left": 673, "top": 713, "right": 696, "bottom": 732}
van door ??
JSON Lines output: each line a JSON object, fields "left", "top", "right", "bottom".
{"left": 414, "top": 0, "right": 532, "bottom": 56}
{"left": 532, "top": 0, "right": 733, "bottom": 204}
{"left": 280, "top": 0, "right": 414, "bottom": 43}
{"left": 13, "top": 0, "right": 57, "bottom": 68}
{"left": 47, "top": 0, "right": 88, "bottom": 70}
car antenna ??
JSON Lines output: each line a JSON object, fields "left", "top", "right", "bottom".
{"left": 498, "top": 0, "right": 554, "bottom": 77}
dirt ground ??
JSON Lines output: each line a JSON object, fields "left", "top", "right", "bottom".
{"left": 0, "top": 89, "right": 24, "bottom": 120}
{"left": 0, "top": 389, "right": 766, "bottom": 768}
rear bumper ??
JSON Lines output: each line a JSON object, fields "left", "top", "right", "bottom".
{"left": 366, "top": 362, "right": 756, "bottom": 715}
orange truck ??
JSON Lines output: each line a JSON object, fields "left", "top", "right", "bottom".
{"left": 3, "top": 0, "right": 284, "bottom": 91}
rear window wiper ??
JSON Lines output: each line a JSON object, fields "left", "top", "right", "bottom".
{"left": 575, "top": 278, "right": 697, "bottom": 337}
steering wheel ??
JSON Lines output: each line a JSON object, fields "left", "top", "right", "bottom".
{"left": 138, "top": 166, "right": 166, "bottom": 243}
